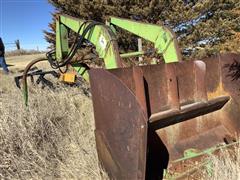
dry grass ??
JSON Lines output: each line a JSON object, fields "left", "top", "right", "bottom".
{"left": 5, "top": 54, "right": 47, "bottom": 72}
{"left": 0, "top": 73, "right": 108, "bottom": 179}
{"left": 181, "top": 142, "right": 240, "bottom": 180}
{"left": 205, "top": 144, "right": 240, "bottom": 180}
{"left": 0, "top": 71, "right": 239, "bottom": 180}
{"left": 5, "top": 50, "right": 45, "bottom": 57}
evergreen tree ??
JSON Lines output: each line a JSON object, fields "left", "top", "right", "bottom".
{"left": 45, "top": 0, "right": 240, "bottom": 60}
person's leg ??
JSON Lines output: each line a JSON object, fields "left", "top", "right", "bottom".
{"left": 0, "top": 56, "right": 9, "bottom": 73}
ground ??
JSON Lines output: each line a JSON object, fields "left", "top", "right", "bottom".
{"left": 0, "top": 54, "right": 239, "bottom": 179}
{"left": 6, "top": 54, "right": 48, "bottom": 71}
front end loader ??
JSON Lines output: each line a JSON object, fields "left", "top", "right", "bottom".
{"left": 21, "top": 14, "right": 240, "bottom": 179}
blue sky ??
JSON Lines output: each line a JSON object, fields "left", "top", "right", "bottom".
{"left": 0, "top": 0, "right": 54, "bottom": 51}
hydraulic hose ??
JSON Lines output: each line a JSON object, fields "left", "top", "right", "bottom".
{"left": 47, "top": 21, "right": 102, "bottom": 69}
{"left": 22, "top": 57, "right": 48, "bottom": 106}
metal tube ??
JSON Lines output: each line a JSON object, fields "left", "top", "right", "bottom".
{"left": 120, "top": 51, "right": 145, "bottom": 58}
{"left": 22, "top": 58, "right": 48, "bottom": 106}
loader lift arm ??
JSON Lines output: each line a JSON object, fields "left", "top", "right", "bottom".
{"left": 56, "top": 15, "right": 182, "bottom": 73}
{"left": 21, "top": 14, "right": 182, "bottom": 105}
{"left": 109, "top": 17, "right": 182, "bottom": 63}
{"left": 56, "top": 14, "right": 123, "bottom": 69}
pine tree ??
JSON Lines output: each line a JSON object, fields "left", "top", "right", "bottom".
{"left": 45, "top": 0, "right": 240, "bottom": 60}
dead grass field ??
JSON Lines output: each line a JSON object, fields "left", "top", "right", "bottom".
{"left": 0, "top": 55, "right": 239, "bottom": 179}
{"left": 0, "top": 73, "right": 108, "bottom": 179}
{"left": 5, "top": 54, "right": 48, "bottom": 71}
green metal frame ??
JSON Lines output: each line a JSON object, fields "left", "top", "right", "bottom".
{"left": 56, "top": 20, "right": 69, "bottom": 60}
{"left": 120, "top": 51, "right": 145, "bottom": 58}
{"left": 56, "top": 14, "right": 123, "bottom": 79}
{"left": 56, "top": 14, "right": 182, "bottom": 80}
{"left": 110, "top": 17, "right": 182, "bottom": 63}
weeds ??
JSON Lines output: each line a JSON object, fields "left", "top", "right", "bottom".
{"left": 0, "top": 74, "right": 107, "bottom": 179}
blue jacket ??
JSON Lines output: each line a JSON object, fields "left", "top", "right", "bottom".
{"left": 0, "top": 38, "right": 5, "bottom": 57}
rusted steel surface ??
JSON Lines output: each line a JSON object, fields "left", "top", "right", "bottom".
{"left": 140, "top": 64, "right": 179, "bottom": 115}
{"left": 158, "top": 53, "right": 240, "bottom": 160}
{"left": 150, "top": 96, "right": 229, "bottom": 130}
{"left": 89, "top": 53, "right": 240, "bottom": 179}
{"left": 176, "top": 61, "right": 208, "bottom": 104}
{"left": 139, "top": 61, "right": 229, "bottom": 129}
{"left": 89, "top": 68, "right": 148, "bottom": 180}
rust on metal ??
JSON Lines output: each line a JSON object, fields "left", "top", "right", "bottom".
{"left": 158, "top": 53, "right": 240, "bottom": 160}
{"left": 89, "top": 68, "right": 148, "bottom": 179}
{"left": 89, "top": 53, "right": 240, "bottom": 179}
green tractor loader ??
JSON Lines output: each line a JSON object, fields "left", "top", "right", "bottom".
{"left": 20, "top": 14, "right": 240, "bottom": 179}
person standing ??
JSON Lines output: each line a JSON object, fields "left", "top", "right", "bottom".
{"left": 0, "top": 37, "right": 9, "bottom": 74}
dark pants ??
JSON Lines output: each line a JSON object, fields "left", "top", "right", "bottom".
{"left": 0, "top": 56, "right": 9, "bottom": 73}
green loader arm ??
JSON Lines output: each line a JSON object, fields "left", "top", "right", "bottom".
{"left": 55, "top": 14, "right": 182, "bottom": 80}
{"left": 21, "top": 15, "right": 183, "bottom": 106}
{"left": 56, "top": 14, "right": 123, "bottom": 74}
{"left": 110, "top": 17, "right": 182, "bottom": 63}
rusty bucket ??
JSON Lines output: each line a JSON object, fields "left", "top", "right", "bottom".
{"left": 89, "top": 53, "right": 240, "bottom": 179}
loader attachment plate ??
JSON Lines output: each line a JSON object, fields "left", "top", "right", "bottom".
{"left": 89, "top": 53, "right": 240, "bottom": 179}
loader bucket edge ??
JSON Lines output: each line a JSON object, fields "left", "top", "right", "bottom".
{"left": 89, "top": 68, "right": 148, "bottom": 179}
